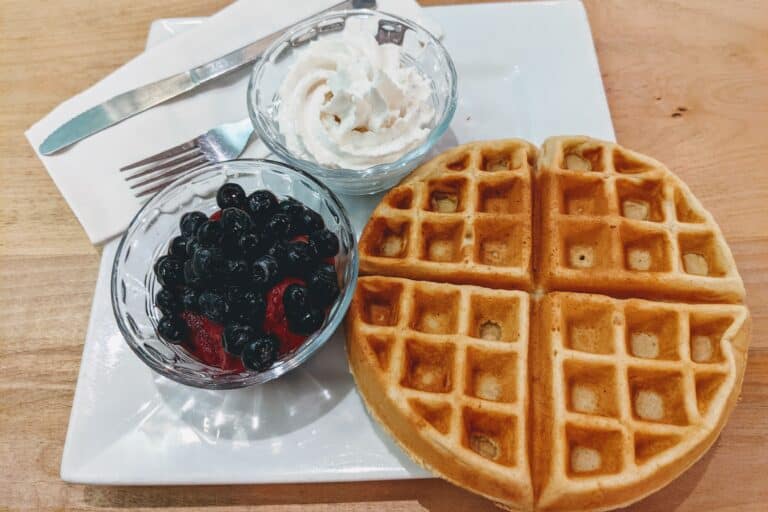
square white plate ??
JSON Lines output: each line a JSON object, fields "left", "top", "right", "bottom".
{"left": 61, "top": 0, "right": 614, "bottom": 485}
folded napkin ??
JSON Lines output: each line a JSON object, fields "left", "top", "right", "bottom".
{"left": 25, "top": 0, "right": 433, "bottom": 245}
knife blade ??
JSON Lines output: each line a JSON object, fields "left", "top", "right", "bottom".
{"left": 39, "top": 0, "right": 375, "bottom": 155}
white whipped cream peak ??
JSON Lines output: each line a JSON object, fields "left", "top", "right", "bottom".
{"left": 277, "top": 17, "right": 434, "bottom": 170}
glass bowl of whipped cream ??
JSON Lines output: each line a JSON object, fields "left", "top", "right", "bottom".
{"left": 247, "top": 9, "right": 457, "bottom": 195}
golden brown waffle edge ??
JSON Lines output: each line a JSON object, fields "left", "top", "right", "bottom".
{"left": 536, "top": 136, "right": 745, "bottom": 303}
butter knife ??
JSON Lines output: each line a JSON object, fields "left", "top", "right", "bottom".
{"left": 39, "top": 0, "right": 375, "bottom": 155}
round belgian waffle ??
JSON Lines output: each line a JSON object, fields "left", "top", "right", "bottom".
{"left": 346, "top": 137, "right": 750, "bottom": 511}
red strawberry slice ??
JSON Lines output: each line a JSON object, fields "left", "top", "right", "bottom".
{"left": 180, "top": 311, "right": 244, "bottom": 371}
{"left": 209, "top": 210, "right": 223, "bottom": 221}
{"left": 263, "top": 278, "right": 308, "bottom": 355}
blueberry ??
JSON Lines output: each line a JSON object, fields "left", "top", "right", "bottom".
{"left": 225, "top": 286, "right": 247, "bottom": 303}
{"left": 216, "top": 183, "right": 246, "bottom": 209}
{"left": 198, "top": 291, "right": 228, "bottom": 323}
{"left": 307, "top": 266, "right": 339, "bottom": 308}
{"left": 223, "top": 259, "right": 249, "bottom": 283}
{"left": 251, "top": 255, "right": 281, "bottom": 289}
{"left": 220, "top": 233, "right": 242, "bottom": 258}
{"left": 168, "top": 236, "right": 189, "bottom": 259}
{"left": 284, "top": 241, "right": 315, "bottom": 274}
{"left": 186, "top": 238, "right": 201, "bottom": 259}
{"left": 277, "top": 198, "right": 305, "bottom": 218}
{"left": 316, "top": 262, "right": 335, "bottom": 274}
{"left": 251, "top": 256, "right": 272, "bottom": 289}
{"left": 246, "top": 190, "right": 278, "bottom": 223}
{"left": 224, "top": 286, "right": 245, "bottom": 318}
{"left": 278, "top": 200, "right": 310, "bottom": 236}
{"left": 154, "top": 256, "right": 185, "bottom": 288}
{"left": 264, "top": 213, "right": 292, "bottom": 240}
{"left": 308, "top": 229, "right": 339, "bottom": 259}
{"left": 283, "top": 284, "right": 311, "bottom": 318}
{"left": 192, "top": 247, "right": 225, "bottom": 279}
{"left": 287, "top": 307, "right": 325, "bottom": 335}
{"left": 221, "top": 207, "right": 253, "bottom": 239}
{"left": 157, "top": 315, "right": 186, "bottom": 344}
{"left": 238, "top": 232, "right": 264, "bottom": 260}
{"left": 228, "top": 289, "right": 266, "bottom": 327}
{"left": 207, "top": 284, "right": 227, "bottom": 296}
{"left": 297, "top": 207, "right": 324, "bottom": 234}
{"left": 242, "top": 289, "right": 266, "bottom": 315}
{"left": 155, "top": 288, "right": 180, "bottom": 315}
{"left": 180, "top": 211, "right": 207, "bottom": 238}
{"left": 183, "top": 259, "right": 203, "bottom": 289}
{"left": 267, "top": 240, "right": 288, "bottom": 262}
{"left": 222, "top": 324, "right": 256, "bottom": 356}
{"left": 241, "top": 334, "right": 280, "bottom": 371}
{"left": 180, "top": 286, "right": 199, "bottom": 311}
{"left": 196, "top": 220, "right": 223, "bottom": 246}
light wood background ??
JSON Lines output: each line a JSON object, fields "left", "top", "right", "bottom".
{"left": 1, "top": 0, "right": 766, "bottom": 510}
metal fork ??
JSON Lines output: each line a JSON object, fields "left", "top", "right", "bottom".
{"left": 120, "top": 118, "right": 254, "bottom": 198}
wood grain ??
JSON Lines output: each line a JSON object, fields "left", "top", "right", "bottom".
{"left": 1, "top": 0, "right": 766, "bottom": 510}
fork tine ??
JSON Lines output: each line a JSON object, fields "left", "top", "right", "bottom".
{"left": 132, "top": 163, "right": 204, "bottom": 199}
{"left": 133, "top": 162, "right": 207, "bottom": 199}
{"left": 122, "top": 148, "right": 204, "bottom": 182}
{"left": 129, "top": 156, "right": 209, "bottom": 190}
{"left": 134, "top": 179, "right": 178, "bottom": 199}
{"left": 120, "top": 139, "right": 198, "bottom": 172}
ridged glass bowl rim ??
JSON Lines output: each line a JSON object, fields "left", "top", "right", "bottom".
{"left": 110, "top": 158, "right": 359, "bottom": 389}
{"left": 247, "top": 8, "right": 458, "bottom": 179}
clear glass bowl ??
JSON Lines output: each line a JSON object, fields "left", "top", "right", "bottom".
{"left": 247, "top": 9, "right": 457, "bottom": 195}
{"left": 111, "top": 160, "right": 358, "bottom": 389}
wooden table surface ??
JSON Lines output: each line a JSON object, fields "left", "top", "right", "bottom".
{"left": 1, "top": 0, "right": 766, "bottom": 510}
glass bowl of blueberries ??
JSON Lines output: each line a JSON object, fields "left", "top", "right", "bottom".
{"left": 111, "top": 159, "right": 358, "bottom": 389}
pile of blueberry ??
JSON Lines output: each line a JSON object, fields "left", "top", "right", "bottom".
{"left": 153, "top": 182, "right": 340, "bottom": 372}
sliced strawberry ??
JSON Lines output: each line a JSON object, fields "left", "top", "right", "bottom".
{"left": 180, "top": 311, "right": 244, "bottom": 371}
{"left": 263, "top": 277, "right": 308, "bottom": 355}
{"left": 219, "top": 351, "right": 244, "bottom": 371}
{"left": 209, "top": 210, "right": 223, "bottom": 221}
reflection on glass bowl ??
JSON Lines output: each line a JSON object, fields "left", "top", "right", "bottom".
{"left": 153, "top": 328, "right": 354, "bottom": 442}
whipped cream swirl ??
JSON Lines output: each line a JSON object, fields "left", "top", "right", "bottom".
{"left": 277, "top": 18, "right": 435, "bottom": 170}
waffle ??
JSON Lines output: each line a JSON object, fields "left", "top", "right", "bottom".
{"left": 348, "top": 137, "right": 750, "bottom": 511}
{"left": 358, "top": 139, "right": 537, "bottom": 290}
{"left": 533, "top": 293, "right": 749, "bottom": 511}
{"left": 347, "top": 276, "right": 534, "bottom": 508}
{"left": 537, "top": 136, "right": 745, "bottom": 303}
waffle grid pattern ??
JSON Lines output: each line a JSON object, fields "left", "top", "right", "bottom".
{"left": 359, "top": 140, "right": 537, "bottom": 290}
{"left": 349, "top": 137, "right": 750, "bottom": 511}
{"left": 536, "top": 293, "right": 747, "bottom": 507}
{"left": 351, "top": 277, "right": 531, "bottom": 485}
{"left": 538, "top": 137, "right": 745, "bottom": 303}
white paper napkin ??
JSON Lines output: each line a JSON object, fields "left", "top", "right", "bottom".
{"left": 25, "top": 0, "right": 434, "bottom": 245}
